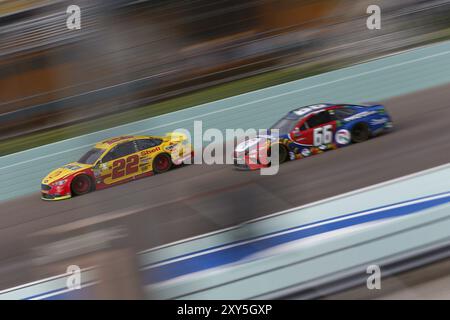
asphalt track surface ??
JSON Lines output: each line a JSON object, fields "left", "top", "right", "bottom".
{"left": 1, "top": 83, "right": 450, "bottom": 289}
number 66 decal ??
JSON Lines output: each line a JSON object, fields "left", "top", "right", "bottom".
{"left": 313, "top": 125, "right": 333, "bottom": 146}
{"left": 112, "top": 155, "right": 139, "bottom": 179}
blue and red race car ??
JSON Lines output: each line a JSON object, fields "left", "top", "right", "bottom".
{"left": 234, "top": 103, "right": 393, "bottom": 170}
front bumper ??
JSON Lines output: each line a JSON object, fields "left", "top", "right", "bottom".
{"left": 233, "top": 156, "right": 268, "bottom": 171}
{"left": 41, "top": 193, "right": 72, "bottom": 201}
{"left": 41, "top": 183, "right": 71, "bottom": 201}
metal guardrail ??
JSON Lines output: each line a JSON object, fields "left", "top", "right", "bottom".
{"left": 274, "top": 238, "right": 450, "bottom": 299}
{"left": 138, "top": 155, "right": 450, "bottom": 299}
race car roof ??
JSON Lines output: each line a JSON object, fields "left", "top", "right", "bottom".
{"left": 287, "top": 103, "right": 334, "bottom": 118}
{"left": 286, "top": 103, "right": 371, "bottom": 119}
{"left": 95, "top": 135, "right": 151, "bottom": 149}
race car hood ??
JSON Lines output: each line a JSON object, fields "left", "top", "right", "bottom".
{"left": 42, "top": 162, "right": 92, "bottom": 185}
{"left": 235, "top": 135, "right": 275, "bottom": 153}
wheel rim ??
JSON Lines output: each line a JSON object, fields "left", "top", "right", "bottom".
{"left": 73, "top": 176, "right": 89, "bottom": 193}
{"left": 155, "top": 155, "right": 170, "bottom": 171}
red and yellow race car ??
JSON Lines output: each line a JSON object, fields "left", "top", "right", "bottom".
{"left": 41, "top": 133, "right": 192, "bottom": 200}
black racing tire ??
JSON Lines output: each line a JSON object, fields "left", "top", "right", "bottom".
{"left": 71, "top": 175, "right": 92, "bottom": 196}
{"left": 267, "top": 144, "right": 289, "bottom": 165}
{"left": 153, "top": 153, "right": 173, "bottom": 174}
{"left": 278, "top": 144, "right": 289, "bottom": 164}
{"left": 351, "top": 123, "right": 370, "bottom": 143}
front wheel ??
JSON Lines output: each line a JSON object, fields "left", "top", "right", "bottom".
{"left": 153, "top": 153, "right": 173, "bottom": 173}
{"left": 266, "top": 144, "right": 288, "bottom": 165}
{"left": 71, "top": 175, "right": 92, "bottom": 196}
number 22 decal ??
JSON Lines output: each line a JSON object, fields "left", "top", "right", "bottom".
{"left": 112, "top": 155, "right": 139, "bottom": 179}
{"left": 313, "top": 125, "right": 333, "bottom": 146}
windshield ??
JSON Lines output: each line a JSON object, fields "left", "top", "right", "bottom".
{"left": 78, "top": 148, "right": 105, "bottom": 164}
{"left": 269, "top": 116, "right": 298, "bottom": 135}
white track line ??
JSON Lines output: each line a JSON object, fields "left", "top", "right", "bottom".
{"left": 0, "top": 266, "right": 97, "bottom": 294}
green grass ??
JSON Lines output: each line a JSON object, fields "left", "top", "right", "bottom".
{"left": 0, "top": 62, "right": 332, "bottom": 156}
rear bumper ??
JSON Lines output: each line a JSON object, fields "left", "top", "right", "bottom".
{"left": 172, "top": 150, "right": 194, "bottom": 165}
{"left": 385, "top": 120, "right": 394, "bottom": 130}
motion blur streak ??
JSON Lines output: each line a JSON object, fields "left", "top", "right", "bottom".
{"left": 1, "top": 0, "right": 450, "bottom": 141}
{"left": 1, "top": 84, "right": 450, "bottom": 295}
{"left": 0, "top": 0, "right": 450, "bottom": 299}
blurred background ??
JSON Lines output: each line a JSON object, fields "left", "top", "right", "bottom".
{"left": 1, "top": 0, "right": 450, "bottom": 155}
{"left": 1, "top": 0, "right": 450, "bottom": 300}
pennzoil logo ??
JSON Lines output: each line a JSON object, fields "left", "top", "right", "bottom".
{"left": 164, "top": 144, "right": 179, "bottom": 152}
{"left": 63, "top": 164, "right": 82, "bottom": 171}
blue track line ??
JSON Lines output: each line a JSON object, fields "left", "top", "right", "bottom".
{"left": 141, "top": 192, "right": 450, "bottom": 284}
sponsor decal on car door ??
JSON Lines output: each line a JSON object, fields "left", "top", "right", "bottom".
{"left": 293, "top": 111, "right": 337, "bottom": 147}
{"left": 109, "top": 154, "right": 140, "bottom": 183}
{"left": 100, "top": 141, "right": 140, "bottom": 185}
{"left": 140, "top": 146, "right": 161, "bottom": 173}
{"left": 135, "top": 139, "right": 163, "bottom": 174}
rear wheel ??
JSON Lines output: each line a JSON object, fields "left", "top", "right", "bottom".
{"left": 71, "top": 175, "right": 92, "bottom": 196}
{"left": 153, "top": 153, "right": 172, "bottom": 173}
{"left": 351, "top": 123, "right": 370, "bottom": 143}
